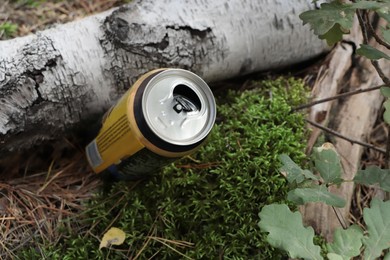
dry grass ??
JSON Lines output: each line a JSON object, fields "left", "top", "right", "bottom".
{"left": 0, "top": 0, "right": 128, "bottom": 257}
{"left": 0, "top": 140, "right": 101, "bottom": 258}
{"left": 0, "top": 0, "right": 130, "bottom": 39}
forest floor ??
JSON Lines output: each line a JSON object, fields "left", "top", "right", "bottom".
{"left": 0, "top": 0, "right": 387, "bottom": 258}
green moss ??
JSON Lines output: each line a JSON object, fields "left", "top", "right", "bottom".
{"left": 19, "top": 77, "right": 309, "bottom": 259}
{"left": 0, "top": 22, "right": 18, "bottom": 39}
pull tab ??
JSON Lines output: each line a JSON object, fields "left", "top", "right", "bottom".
{"left": 173, "top": 95, "right": 198, "bottom": 113}
{"left": 172, "top": 84, "right": 202, "bottom": 114}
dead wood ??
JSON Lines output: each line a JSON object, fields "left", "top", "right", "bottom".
{"left": 301, "top": 17, "right": 389, "bottom": 241}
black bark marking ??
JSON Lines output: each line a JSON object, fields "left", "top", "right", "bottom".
{"left": 25, "top": 57, "right": 58, "bottom": 106}
{"left": 165, "top": 25, "right": 212, "bottom": 39}
{"left": 0, "top": 35, "right": 85, "bottom": 154}
{"left": 239, "top": 58, "right": 253, "bottom": 74}
{"left": 102, "top": 6, "right": 225, "bottom": 92}
{"left": 273, "top": 14, "right": 284, "bottom": 30}
{"left": 109, "top": 17, "right": 130, "bottom": 41}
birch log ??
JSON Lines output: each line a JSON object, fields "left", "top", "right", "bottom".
{"left": 0, "top": 0, "right": 327, "bottom": 154}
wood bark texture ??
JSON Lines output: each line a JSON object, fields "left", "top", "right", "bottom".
{"left": 0, "top": 0, "right": 327, "bottom": 154}
{"left": 302, "top": 18, "right": 389, "bottom": 241}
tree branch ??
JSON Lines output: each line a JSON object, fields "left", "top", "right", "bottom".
{"left": 357, "top": 10, "right": 390, "bottom": 85}
{"left": 364, "top": 11, "right": 390, "bottom": 50}
{"left": 305, "top": 119, "right": 386, "bottom": 154}
{"left": 293, "top": 84, "right": 385, "bottom": 111}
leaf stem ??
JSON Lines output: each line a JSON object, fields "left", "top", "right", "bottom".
{"left": 305, "top": 119, "right": 386, "bottom": 154}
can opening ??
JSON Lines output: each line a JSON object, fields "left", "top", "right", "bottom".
{"left": 172, "top": 84, "right": 202, "bottom": 113}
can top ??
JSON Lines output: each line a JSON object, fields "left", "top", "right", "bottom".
{"left": 142, "top": 69, "right": 216, "bottom": 146}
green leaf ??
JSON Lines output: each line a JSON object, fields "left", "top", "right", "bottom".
{"left": 378, "top": 9, "right": 390, "bottom": 23}
{"left": 356, "top": 44, "right": 390, "bottom": 60}
{"left": 354, "top": 165, "right": 390, "bottom": 192}
{"left": 287, "top": 186, "right": 346, "bottom": 207}
{"left": 299, "top": 1, "right": 355, "bottom": 36}
{"left": 352, "top": 1, "right": 390, "bottom": 22}
{"left": 363, "top": 199, "right": 390, "bottom": 260}
{"left": 319, "top": 23, "right": 344, "bottom": 46}
{"left": 351, "top": 1, "right": 389, "bottom": 10}
{"left": 327, "top": 225, "right": 364, "bottom": 259}
{"left": 313, "top": 143, "right": 343, "bottom": 185}
{"left": 383, "top": 28, "right": 390, "bottom": 44}
{"left": 381, "top": 87, "right": 390, "bottom": 98}
{"left": 384, "top": 100, "right": 390, "bottom": 125}
{"left": 327, "top": 253, "right": 344, "bottom": 260}
{"left": 258, "top": 204, "right": 323, "bottom": 260}
{"left": 385, "top": 252, "right": 390, "bottom": 260}
{"left": 279, "top": 154, "right": 319, "bottom": 184}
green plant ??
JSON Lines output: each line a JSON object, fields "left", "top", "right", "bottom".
{"left": 11, "top": 0, "right": 48, "bottom": 7}
{"left": 300, "top": 0, "right": 390, "bottom": 156}
{"left": 300, "top": 0, "right": 389, "bottom": 61}
{"left": 17, "top": 77, "right": 310, "bottom": 259}
{"left": 0, "top": 22, "right": 18, "bottom": 39}
{"left": 258, "top": 143, "right": 390, "bottom": 259}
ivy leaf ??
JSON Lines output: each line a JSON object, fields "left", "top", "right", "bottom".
{"left": 327, "top": 225, "right": 364, "bottom": 259}
{"left": 363, "top": 199, "right": 390, "bottom": 260}
{"left": 279, "top": 154, "right": 319, "bottom": 184}
{"left": 313, "top": 143, "right": 343, "bottom": 185}
{"left": 381, "top": 87, "right": 390, "bottom": 98}
{"left": 383, "top": 100, "right": 390, "bottom": 125}
{"left": 351, "top": 0, "right": 389, "bottom": 10}
{"left": 319, "top": 23, "right": 344, "bottom": 46}
{"left": 383, "top": 28, "right": 390, "bottom": 44}
{"left": 356, "top": 44, "right": 390, "bottom": 60}
{"left": 378, "top": 9, "right": 390, "bottom": 23}
{"left": 99, "top": 227, "right": 126, "bottom": 249}
{"left": 327, "top": 253, "right": 344, "bottom": 260}
{"left": 287, "top": 186, "right": 346, "bottom": 207}
{"left": 299, "top": 1, "right": 355, "bottom": 36}
{"left": 354, "top": 165, "right": 390, "bottom": 192}
{"left": 258, "top": 204, "right": 323, "bottom": 260}
{"left": 352, "top": 1, "right": 390, "bottom": 22}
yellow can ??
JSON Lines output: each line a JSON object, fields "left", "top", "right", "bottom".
{"left": 85, "top": 68, "right": 216, "bottom": 179}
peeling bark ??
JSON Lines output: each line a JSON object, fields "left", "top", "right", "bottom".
{"left": 302, "top": 18, "right": 389, "bottom": 241}
{"left": 0, "top": 0, "right": 327, "bottom": 154}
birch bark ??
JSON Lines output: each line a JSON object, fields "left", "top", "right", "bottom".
{"left": 0, "top": 0, "right": 327, "bottom": 153}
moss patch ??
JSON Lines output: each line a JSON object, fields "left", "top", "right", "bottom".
{"left": 19, "top": 77, "right": 309, "bottom": 259}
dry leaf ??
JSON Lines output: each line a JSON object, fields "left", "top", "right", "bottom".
{"left": 99, "top": 227, "right": 126, "bottom": 249}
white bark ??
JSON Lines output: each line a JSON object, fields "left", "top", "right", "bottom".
{"left": 0, "top": 0, "right": 327, "bottom": 153}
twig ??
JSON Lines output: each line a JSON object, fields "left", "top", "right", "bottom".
{"left": 293, "top": 85, "right": 385, "bottom": 111}
{"left": 332, "top": 206, "right": 347, "bottom": 230}
{"left": 364, "top": 12, "right": 390, "bottom": 50}
{"left": 357, "top": 10, "right": 390, "bottom": 85}
{"left": 305, "top": 119, "right": 386, "bottom": 154}
{"left": 356, "top": 7, "right": 390, "bottom": 200}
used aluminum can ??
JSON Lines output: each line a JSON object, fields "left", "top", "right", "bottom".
{"left": 85, "top": 68, "right": 216, "bottom": 179}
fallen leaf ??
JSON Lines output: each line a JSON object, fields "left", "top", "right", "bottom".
{"left": 99, "top": 227, "right": 126, "bottom": 249}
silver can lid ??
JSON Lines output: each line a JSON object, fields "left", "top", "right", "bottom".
{"left": 142, "top": 69, "right": 216, "bottom": 146}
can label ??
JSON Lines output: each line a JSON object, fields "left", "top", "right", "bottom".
{"left": 85, "top": 68, "right": 216, "bottom": 179}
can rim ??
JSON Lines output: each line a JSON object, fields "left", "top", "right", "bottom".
{"left": 141, "top": 69, "right": 216, "bottom": 146}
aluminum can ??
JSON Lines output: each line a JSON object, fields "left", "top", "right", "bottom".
{"left": 85, "top": 68, "right": 216, "bottom": 179}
